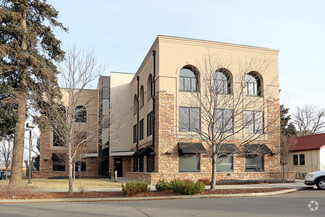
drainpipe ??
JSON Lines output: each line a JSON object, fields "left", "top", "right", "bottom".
{"left": 152, "top": 50, "right": 156, "bottom": 153}
{"left": 136, "top": 76, "right": 140, "bottom": 152}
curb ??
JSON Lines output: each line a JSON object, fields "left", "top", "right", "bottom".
{"left": 0, "top": 189, "right": 296, "bottom": 204}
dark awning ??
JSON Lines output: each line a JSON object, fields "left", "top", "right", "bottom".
{"left": 245, "top": 144, "right": 272, "bottom": 155}
{"left": 178, "top": 143, "right": 207, "bottom": 154}
{"left": 218, "top": 144, "right": 238, "bottom": 154}
{"left": 132, "top": 146, "right": 154, "bottom": 157}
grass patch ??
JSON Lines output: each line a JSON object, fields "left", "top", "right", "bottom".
{"left": 0, "top": 178, "right": 122, "bottom": 189}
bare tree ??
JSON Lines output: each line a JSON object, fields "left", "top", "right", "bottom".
{"left": 293, "top": 105, "right": 325, "bottom": 136}
{"left": 0, "top": 137, "right": 13, "bottom": 179}
{"left": 31, "top": 47, "right": 105, "bottom": 193}
{"left": 181, "top": 56, "right": 279, "bottom": 189}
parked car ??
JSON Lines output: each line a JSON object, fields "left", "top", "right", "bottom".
{"left": 305, "top": 170, "right": 325, "bottom": 190}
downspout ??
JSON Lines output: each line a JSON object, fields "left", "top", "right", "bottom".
{"left": 152, "top": 50, "right": 156, "bottom": 153}
{"left": 136, "top": 76, "right": 140, "bottom": 152}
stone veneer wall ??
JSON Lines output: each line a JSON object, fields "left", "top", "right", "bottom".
{"left": 34, "top": 129, "right": 99, "bottom": 178}
{"left": 122, "top": 91, "right": 283, "bottom": 184}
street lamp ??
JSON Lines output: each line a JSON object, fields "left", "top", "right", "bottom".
{"left": 25, "top": 122, "right": 35, "bottom": 184}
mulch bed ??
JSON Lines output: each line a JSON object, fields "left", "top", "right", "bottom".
{"left": 0, "top": 186, "right": 290, "bottom": 200}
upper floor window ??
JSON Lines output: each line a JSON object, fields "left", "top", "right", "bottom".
{"left": 53, "top": 131, "right": 64, "bottom": 147}
{"left": 147, "top": 74, "right": 153, "bottom": 101}
{"left": 133, "top": 94, "right": 137, "bottom": 115}
{"left": 140, "top": 85, "right": 144, "bottom": 108}
{"left": 293, "top": 154, "right": 305, "bottom": 166}
{"left": 245, "top": 72, "right": 262, "bottom": 96}
{"left": 147, "top": 112, "right": 153, "bottom": 136}
{"left": 75, "top": 106, "right": 87, "bottom": 122}
{"left": 215, "top": 109, "right": 234, "bottom": 133}
{"left": 139, "top": 119, "right": 144, "bottom": 140}
{"left": 179, "top": 66, "right": 198, "bottom": 91}
{"left": 179, "top": 107, "right": 200, "bottom": 132}
{"left": 245, "top": 111, "right": 264, "bottom": 134}
{"left": 214, "top": 69, "right": 231, "bottom": 94}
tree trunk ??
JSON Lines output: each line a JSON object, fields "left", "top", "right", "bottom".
{"left": 211, "top": 145, "right": 217, "bottom": 189}
{"left": 68, "top": 143, "right": 73, "bottom": 193}
{"left": 10, "top": 6, "right": 28, "bottom": 188}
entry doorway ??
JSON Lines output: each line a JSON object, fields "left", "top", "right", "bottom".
{"left": 114, "top": 158, "right": 123, "bottom": 177}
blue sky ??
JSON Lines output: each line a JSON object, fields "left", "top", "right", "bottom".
{"left": 48, "top": 0, "right": 325, "bottom": 111}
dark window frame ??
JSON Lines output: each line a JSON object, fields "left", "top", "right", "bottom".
{"left": 75, "top": 106, "right": 87, "bottom": 123}
{"left": 133, "top": 157, "right": 138, "bottom": 172}
{"left": 179, "top": 67, "right": 199, "bottom": 92}
{"left": 293, "top": 154, "right": 298, "bottom": 165}
{"left": 179, "top": 107, "right": 201, "bottom": 132}
{"left": 139, "top": 156, "right": 144, "bottom": 172}
{"left": 53, "top": 154, "right": 65, "bottom": 171}
{"left": 179, "top": 153, "right": 201, "bottom": 172}
{"left": 214, "top": 69, "right": 231, "bottom": 94}
{"left": 140, "top": 119, "right": 144, "bottom": 140}
{"left": 75, "top": 161, "right": 86, "bottom": 171}
{"left": 216, "top": 155, "right": 234, "bottom": 172}
{"left": 245, "top": 110, "right": 264, "bottom": 134}
{"left": 147, "top": 112, "right": 153, "bottom": 136}
{"left": 133, "top": 124, "right": 137, "bottom": 144}
{"left": 245, "top": 155, "right": 264, "bottom": 172}
{"left": 299, "top": 154, "right": 305, "bottom": 165}
{"left": 147, "top": 155, "right": 154, "bottom": 172}
{"left": 53, "top": 131, "right": 64, "bottom": 147}
{"left": 245, "top": 73, "right": 262, "bottom": 96}
{"left": 215, "top": 109, "right": 234, "bottom": 133}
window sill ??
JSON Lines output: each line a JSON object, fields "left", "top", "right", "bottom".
{"left": 179, "top": 90, "right": 200, "bottom": 93}
{"left": 179, "top": 171, "right": 201, "bottom": 173}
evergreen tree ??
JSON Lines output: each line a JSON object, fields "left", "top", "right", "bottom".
{"left": 0, "top": 0, "right": 66, "bottom": 186}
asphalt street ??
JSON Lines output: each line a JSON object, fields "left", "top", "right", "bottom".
{"left": 0, "top": 187, "right": 323, "bottom": 217}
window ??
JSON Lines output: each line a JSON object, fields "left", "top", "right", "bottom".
{"left": 139, "top": 156, "right": 144, "bottom": 172}
{"left": 179, "top": 154, "right": 200, "bottom": 172}
{"left": 147, "top": 155, "right": 154, "bottom": 172}
{"left": 215, "top": 109, "right": 233, "bottom": 133}
{"left": 133, "top": 124, "right": 137, "bottom": 143}
{"left": 53, "top": 131, "right": 64, "bottom": 146}
{"left": 245, "top": 155, "right": 264, "bottom": 172}
{"left": 245, "top": 72, "right": 261, "bottom": 96}
{"left": 75, "top": 161, "right": 86, "bottom": 171}
{"left": 214, "top": 69, "right": 231, "bottom": 94}
{"left": 53, "top": 154, "right": 65, "bottom": 171}
{"left": 245, "top": 111, "right": 264, "bottom": 134}
{"left": 216, "top": 155, "right": 233, "bottom": 172}
{"left": 147, "top": 74, "right": 153, "bottom": 101}
{"left": 140, "top": 85, "right": 144, "bottom": 108}
{"left": 179, "top": 66, "right": 198, "bottom": 91}
{"left": 133, "top": 157, "right": 138, "bottom": 172}
{"left": 75, "top": 131, "right": 87, "bottom": 147}
{"left": 299, "top": 154, "right": 305, "bottom": 165}
{"left": 133, "top": 95, "right": 137, "bottom": 115}
{"left": 179, "top": 107, "right": 200, "bottom": 132}
{"left": 75, "top": 106, "right": 87, "bottom": 122}
{"left": 293, "top": 154, "right": 305, "bottom": 166}
{"left": 147, "top": 112, "right": 153, "bottom": 136}
{"left": 140, "top": 119, "right": 144, "bottom": 140}
{"left": 293, "top": 155, "right": 298, "bottom": 165}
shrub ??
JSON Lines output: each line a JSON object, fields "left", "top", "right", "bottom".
{"left": 170, "top": 179, "right": 205, "bottom": 195}
{"left": 121, "top": 181, "right": 150, "bottom": 196}
{"left": 198, "top": 179, "right": 211, "bottom": 185}
{"left": 155, "top": 179, "right": 172, "bottom": 191}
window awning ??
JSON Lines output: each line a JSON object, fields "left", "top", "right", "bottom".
{"left": 178, "top": 143, "right": 207, "bottom": 154}
{"left": 132, "top": 146, "right": 154, "bottom": 157}
{"left": 218, "top": 144, "right": 238, "bottom": 154}
{"left": 244, "top": 144, "right": 272, "bottom": 155}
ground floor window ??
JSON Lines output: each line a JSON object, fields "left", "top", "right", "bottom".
{"left": 245, "top": 155, "right": 264, "bottom": 172}
{"left": 147, "top": 155, "right": 154, "bottom": 172}
{"left": 133, "top": 157, "right": 138, "bottom": 172}
{"left": 216, "top": 155, "right": 233, "bottom": 172}
{"left": 179, "top": 154, "right": 200, "bottom": 172}
{"left": 139, "top": 156, "right": 144, "bottom": 172}
{"left": 75, "top": 161, "right": 86, "bottom": 171}
{"left": 52, "top": 153, "right": 65, "bottom": 171}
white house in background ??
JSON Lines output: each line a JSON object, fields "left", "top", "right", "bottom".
{"left": 288, "top": 133, "right": 325, "bottom": 178}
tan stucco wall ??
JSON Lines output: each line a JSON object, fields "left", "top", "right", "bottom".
{"left": 288, "top": 150, "right": 320, "bottom": 176}
{"left": 110, "top": 72, "right": 134, "bottom": 153}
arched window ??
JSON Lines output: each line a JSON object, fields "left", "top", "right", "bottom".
{"left": 75, "top": 106, "right": 87, "bottom": 122}
{"left": 245, "top": 72, "right": 262, "bottom": 96}
{"left": 140, "top": 85, "right": 144, "bottom": 108}
{"left": 179, "top": 66, "right": 198, "bottom": 91}
{"left": 133, "top": 94, "right": 137, "bottom": 115}
{"left": 214, "top": 69, "right": 231, "bottom": 94}
{"left": 147, "top": 74, "right": 153, "bottom": 101}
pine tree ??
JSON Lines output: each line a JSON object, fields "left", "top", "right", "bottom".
{"left": 0, "top": 0, "right": 67, "bottom": 187}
